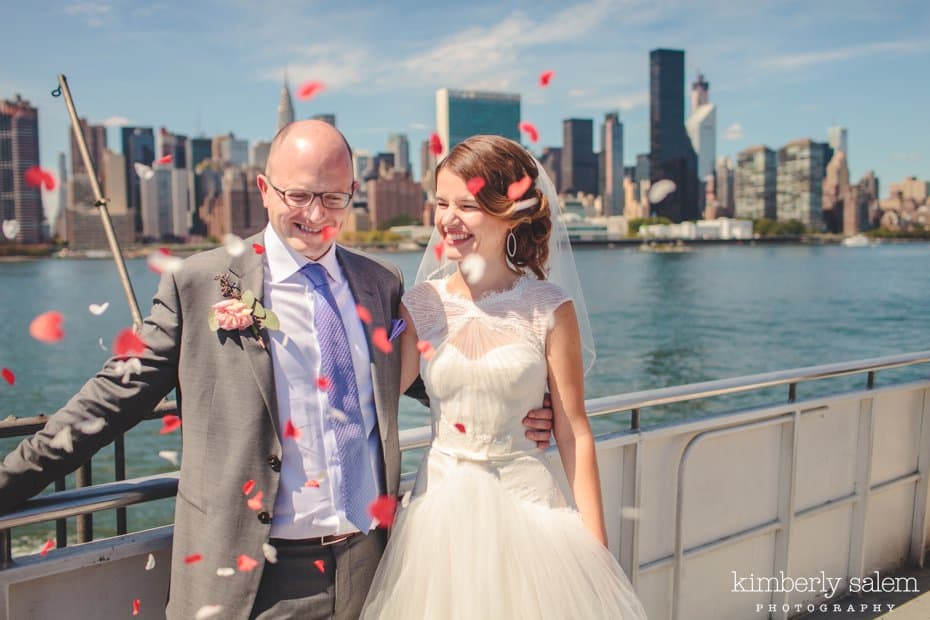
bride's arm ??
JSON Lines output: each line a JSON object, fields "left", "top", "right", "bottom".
{"left": 398, "top": 302, "right": 420, "bottom": 394}
{"left": 547, "top": 301, "right": 608, "bottom": 547}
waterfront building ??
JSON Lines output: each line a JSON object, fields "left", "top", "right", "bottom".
{"left": 250, "top": 140, "right": 271, "bottom": 171}
{"left": 600, "top": 112, "right": 624, "bottom": 216}
{"left": 435, "top": 88, "right": 520, "bottom": 158}
{"left": 888, "top": 176, "right": 929, "bottom": 203}
{"left": 55, "top": 152, "right": 67, "bottom": 241}
{"left": 366, "top": 170, "right": 423, "bottom": 230}
{"left": 562, "top": 118, "right": 597, "bottom": 196}
{"left": 212, "top": 132, "right": 248, "bottom": 166}
{"left": 776, "top": 138, "right": 831, "bottom": 230}
{"left": 639, "top": 217, "right": 752, "bottom": 240}
{"left": 827, "top": 126, "right": 848, "bottom": 158}
{"left": 822, "top": 150, "right": 850, "bottom": 233}
{"left": 70, "top": 118, "right": 107, "bottom": 188}
{"left": 140, "top": 165, "right": 189, "bottom": 240}
{"left": 714, "top": 156, "right": 735, "bottom": 217}
{"left": 735, "top": 146, "right": 776, "bottom": 220}
{"left": 155, "top": 128, "right": 187, "bottom": 169}
{"left": 419, "top": 140, "right": 436, "bottom": 188}
{"left": 310, "top": 113, "right": 336, "bottom": 127}
{"left": 277, "top": 74, "right": 294, "bottom": 132}
{"left": 65, "top": 149, "right": 134, "bottom": 249}
{"left": 386, "top": 133, "right": 411, "bottom": 178}
{"left": 199, "top": 167, "right": 264, "bottom": 240}
{"left": 539, "top": 147, "right": 562, "bottom": 194}
{"left": 685, "top": 72, "right": 717, "bottom": 182}
{"left": 0, "top": 95, "right": 44, "bottom": 243}
{"left": 120, "top": 126, "right": 154, "bottom": 232}
{"left": 649, "top": 49, "right": 700, "bottom": 222}
{"left": 186, "top": 137, "right": 214, "bottom": 236}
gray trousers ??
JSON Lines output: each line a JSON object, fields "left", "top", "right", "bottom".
{"left": 251, "top": 530, "right": 387, "bottom": 619}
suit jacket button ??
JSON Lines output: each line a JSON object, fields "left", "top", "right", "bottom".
{"left": 267, "top": 455, "right": 281, "bottom": 472}
{"left": 257, "top": 511, "right": 272, "bottom": 524}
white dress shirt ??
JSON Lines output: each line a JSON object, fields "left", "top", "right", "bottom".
{"left": 262, "top": 225, "right": 383, "bottom": 538}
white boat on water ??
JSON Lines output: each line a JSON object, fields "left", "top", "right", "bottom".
{"left": 2, "top": 351, "right": 930, "bottom": 619}
{"left": 842, "top": 234, "right": 873, "bottom": 247}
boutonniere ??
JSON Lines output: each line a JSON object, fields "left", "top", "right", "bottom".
{"left": 208, "top": 273, "right": 280, "bottom": 349}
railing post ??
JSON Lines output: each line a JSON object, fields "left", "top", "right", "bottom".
{"left": 75, "top": 461, "right": 93, "bottom": 543}
{"left": 54, "top": 478, "right": 67, "bottom": 549}
{"left": 631, "top": 408, "right": 640, "bottom": 430}
{"left": 867, "top": 371, "right": 875, "bottom": 389}
{"left": 788, "top": 382, "right": 797, "bottom": 403}
{"left": 115, "top": 435, "right": 127, "bottom": 534}
{"left": 0, "top": 528, "right": 11, "bottom": 568}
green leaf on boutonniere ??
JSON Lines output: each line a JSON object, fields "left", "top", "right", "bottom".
{"left": 261, "top": 309, "right": 280, "bottom": 331}
{"left": 207, "top": 308, "right": 219, "bottom": 331}
{"left": 252, "top": 301, "right": 267, "bottom": 319}
{"left": 241, "top": 289, "right": 255, "bottom": 310}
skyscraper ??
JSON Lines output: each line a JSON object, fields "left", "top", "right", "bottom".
{"left": 277, "top": 74, "right": 295, "bottom": 132}
{"left": 70, "top": 118, "right": 107, "bottom": 188}
{"left": 735, "top": 146, "right": 776, "bottom": 220}
{"left": 776, "top": 138, "right": 831, "bottom": 229}
{"left": 649, "top": 49, "right": 700, "bottom": 222}
{"left": 822, "top": 150, "right": 850, "bottom": 233}
{"left": 0, "top": 95, "right": 44, "bottom": 243}
{"left": 714, "top": 156, "right": 735, "bottom": 217}
{"left": 435, "top": 88, "right": 521, "bottom": 157}
{"left": 212, "top": 133, "right": 248, "bottom": 165}
{"left": 186, "top": 137, "right": 213, "bottom": 236}
{"left": 386, "top": 134, "right": 411, "bottom": 178}
{"left": 599, "top": 112, "right": 624, "bottom": 215}
{"left": 121, "top": 126, "right": 155, "bottom": 232}
{"left": 310, "top": 113, "right": 336, "bottom": 127}
{"left": 156, "top": 127, "right": 188, "bottom": 169}
{"left": 827, "top": 126, "right": 847, "bottom": 158}
{"left": 250, "top": 140, "right": 272, "bottom": 170}
{"left": 561, "top": 119, "right": 597, "bottom": 196}
{"left": 685, "top": 72, "right": 717, "bottom": 182}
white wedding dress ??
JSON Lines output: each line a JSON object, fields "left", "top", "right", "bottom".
{"left": 361, "top": 276, "right": 648, "bottom": 619}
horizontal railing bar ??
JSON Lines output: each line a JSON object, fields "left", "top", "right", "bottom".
{"left": 794, "top": 491, "right": 858, "bottom": 520}
{"left": 0, "top": 401, "right": 177, "bottom": 439}
{"left": 871, "top": 472, "right": 921, "bottom": 495}
{"left": 681, "top": 518, "right": 782, "bottom": 560}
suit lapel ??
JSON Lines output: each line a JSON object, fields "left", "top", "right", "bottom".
{"left": 229, "top": 232, "right": 281, "bottom": 441}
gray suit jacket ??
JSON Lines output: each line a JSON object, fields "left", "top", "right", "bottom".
{"left": 0, "top": 233, "right": 405, "bottom": 619}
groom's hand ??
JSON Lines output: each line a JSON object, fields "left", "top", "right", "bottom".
{"left": 523, "top": 393, "right": 554, "bottom": 449}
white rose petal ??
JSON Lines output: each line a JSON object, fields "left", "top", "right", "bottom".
{"left": 2, "top": 219, "right": 21, "bottom": 240}
{"left": 329, "top": 408, "right": 348, "bottom": 424}
{"left": 88, "top": 302, "right": 110, "bottom": 316}
{"left": 98, "top": 337, "right": 107, "bottom": 352}
{"left": 147, "top": 250, "right": 183, "bottom": 274}
{"left": 262, "top": 542, "right": 278, "bottom": 564}
{"left": 647, "top": 179, "right": 676, "bottom": 204}
{"left": 49, "top": 428, "right": 74, "bottom": 453}
{"left": 113, "top": 357, "right": 142, "bottom": 384}
{"left": 196, "top": 604, "right": 225, "bottom": 619}
{"left": 461, "top": 254, "right": 486, "bottom": 285}
{"left": 401, "top": 490, "right": 412, "bottom": 508}
{"left": 215, "top": 567, "right": 235, "bottom": 577}
{"left": 223, "top": 233, "right": 246, "bottom": 257}
{"left": 133, "top": 162, "right": 154, "bottom": 180}
{"left": 158, "top": 450, "right": 179, "bottom": 466}
{"left": 145, "top": 553, "right": 156, "bottom": 571}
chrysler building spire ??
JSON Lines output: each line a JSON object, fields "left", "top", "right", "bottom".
{"left": 277, "top": 70, "right": 295, "bottom": 132}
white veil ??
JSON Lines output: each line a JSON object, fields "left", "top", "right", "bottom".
{"left": 414, "top": 153, "right": 596, "bottom": 375}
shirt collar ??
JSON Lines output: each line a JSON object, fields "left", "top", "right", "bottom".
{"left": 263, "top": 224, "right": 343, "bottom": 285}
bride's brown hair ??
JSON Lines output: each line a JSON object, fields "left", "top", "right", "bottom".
{"left": 436, "top": 135, "right": 551, "bottom": 279}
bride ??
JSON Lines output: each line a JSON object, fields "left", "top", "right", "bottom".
{"left": 361, "top": 135, "right": 648, "bottom": 618}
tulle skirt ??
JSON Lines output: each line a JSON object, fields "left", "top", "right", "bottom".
{"left": 361, "top": 449, "right": 648, "bottom": 619}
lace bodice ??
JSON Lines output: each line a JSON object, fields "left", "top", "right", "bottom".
{"left": 403, "top": 276, "right": 571, "bottom": 459}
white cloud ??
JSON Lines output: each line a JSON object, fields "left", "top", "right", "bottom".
{"left": 408, "top": 122, "right": 430, "bottom": 131}
{"left": 261, "top": 44, "right": 371, "bottom": 91}
{"left": 574, "top": 90, "right": 649, "bottom": 112}
{"left": 98, "top": 115, "right": 131, "bottom": 127}
{"left": 724, "top": 122, "right": 744, "bottom": 140}
{"left": 568, "top": 88, "right": 593, "bottom": 98}
{"left": 64, "top": 1, "right": 112, "bottom": 28}
{"left": 763, "top": 39, "right": 930, "bottom": 70}
{"left": 890, "top": 152, "right": 921, "bottom": 162}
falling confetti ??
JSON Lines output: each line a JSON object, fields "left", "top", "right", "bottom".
{"left": 133, "top": 162, "right": 154, "bottom": 181}
{"left": 195, "top": 604, "right": 225, "bottom": 619}
{"left": 160, "top": 414, "right": 181, "bottom": 434}
{"left": 29, "top": 311, "right": 65, "bottom": 343}
{"left": 145, "top": 553, "right": 156, "bottom": 571}
{"left": 321, "top": 225, "right": 339, "bottom": 241}
{"left": 314, "top": 559, "right": 325, "bottom": 574}
{"left": 1, "top": 368, "right": 14, "bottom": 385}
{"left": 132, "top": 599, "right": 141, "bottom": 616}
{"left": 2, "top": 219, "right": 20, "bottom": 240}
{"left": 184, "top": 553, "right": 203, "bottom": 564}
{"left": 39, "top": 539, "right": 55, "bottom": 556}
{"left": 316, "top": 376, "right": 331, "bottom": 390}
{"left": 88, "top": 302, "right": 110, "bottom": 315}
{"left": 297, "top": 81, "right": 326, "bottom": 101}
{"left": 512, "top": 197, "right": 539, "bottom": 213}
{"left": 215, "top": 568, "right": 234, "bottom": 577}
{"left": 304, "top": 479, "right": 320, "bottom": 488}
{"left": 98, "top": 337, "right": 107, "bottom": 351}
{"left": 283, "top": 419, "right": 301, "bottom": 440}
{"left": 113, "top": 357, "right": 142, "bottom": 384}
{"left": 157, "top": 154, "right": 173, "bottom": 165}
{"left": 247, "top": 490, "right": 264, "bottom": 511}
{"left": 356, "top": 304, "right": 372, "bottom": 324}
{"left": 368, "top": 495, "right": 398, "bottom": 528}
{"left": 242, "top": 480, "right": 256, "bottom": 495}
{"left": 77, "top": 418, "right": 106, "bottom": 435}
{"left": 262, "top": 542, "right": 278, "bottom": 564}
{"left": 507, "top": 176, "right": 532, "bottom": 201}
{"left": 518, "top": 121, "right": 539, "bottom": 143}
{"left": 429, "top": 132, "right": 443, "bottom": 156}
{"left": 433, "top": 242, "right": 443, "bottom": 261}
{"left": 158, "top": 450, "right": 179, "bottom": 466}
{"left": 223, "top": 233, "right": 246, "bottom": 257}
{"left": 648, "top": 179, "right": 677, "bottom": 204}
{"left": 24, "top": 166, "right": 56, "bottom": 191}
{"left": 113, "top": 329, "right": 146, "bottom": 358}
{"left": 49, "top": 428, "right": 74, "bottom": 453}
{"left": 416, "top": 340, "right": 435, "bottom": 361}
{"left": 252, "top": 243, "right": 265, "bottom": 255}
{"left": 454, "top": 423, "right": 466, "bottom": 434}
{"left": 371, "top": 327, "right": 392, "bottom": 354}
{"left": 147, "top": 248, "right": 183, "bottom": 274}
{"left": 237, "top": 554, "right": 258, "bottom": 572}
{"left": 329, "top": 408, "right": 348, "bottom": 424}
{"left": 539, "top": 70, "right": 555, "bottom": 87}
{"left": 461, "top": 254, "right": 486, "bottom": 285}
{"left": 466, "top": 177, "right": 486, "bottom": 195}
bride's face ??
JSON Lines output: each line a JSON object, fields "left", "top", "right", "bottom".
{"left": 435, "top": 170, "right": 510, "bottom": 266}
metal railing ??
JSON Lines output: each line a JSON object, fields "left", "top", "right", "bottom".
{"left": 1, "top": 350, "right": 928, "bottom": 568}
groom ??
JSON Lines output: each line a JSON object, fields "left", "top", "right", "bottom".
{"left": 0, "top": 120, "right": 553, "bottom": 618}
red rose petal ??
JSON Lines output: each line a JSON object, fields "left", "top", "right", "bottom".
{"left": 466, "top": 177, "right": 486, "bottom": 195}
{"left": 160, "top": 414, "right": 181, "bottom": 434}
{"left": 305, "top": 479, "right": 320, "bottom": 488}
{"left": 433, "top": 242, "right": 443, "bottom": 261}
{"left": 297, "top": 81, "right": 326, "bottom": 101}
{"left": 247, "top": 490, "right": 264, "bottom": 511}
{"left": 372, "top": 327, "right": 392, "bottom": 354}
{"left": 132, "top": 598, "right": 140, "bottom": 616}
{"left": 314, "top": 559, "right": 325, "bottom": 573}
{"left": 518, "top": 121, "right": 539, "bottom": 144}
{"left": 284, "top": 419, "right": 301, "bottom": 440}
{"left": 454, "top": 423, "right": 466, "bottom": 433}
{"left": 2, "top": 368, "right": 14, "bottom": 385}
{"left": 40, "top": 170, "right": 56, "bottom": 191}
{"left": 39, "top": 539, "right": 55, "bottom": 556}
{"left": 24, "top": 166, "right": 44, "bottom": 188}
{"left": 237, "top": 554, "right": 259, "bottom": 572}
{"left": 429, "top": 132, "right": 443, "bottom": 156}
{"left": 184, "top": 553, "right": 203, "bottom": 564}
{"left": 113, "top": 328, "right": 146, "bottom": 358}
{"left": 507, "top": 175, "right": 532, "bottom": 201}
{"left": 29, "top": 311, "right": 65, "bottom": 343}
{"left": 539, "top": 70, "right": 555, "bottom": 87}
{"left": 157, "top": 154, "right": 173, "bottom": 165}
{"left": 416, "top": 340, "right": 435, "bottom": 361}
{"left": 242, "top": 479, "right": 255, "bottom": 495}
{"left": 321, "top": 225, "right": 339, "bottom": 241}
{"left": 252, "top": 243, "right": 265, "bottom": 254}
{"left": 316, "top": 376, "right": 331, "bottom": 390}
{"left": 356, "top": 304, "right": 372, "bottom": 325}
{"left": 367, "top": 495, "right": 398, "bottom": 528}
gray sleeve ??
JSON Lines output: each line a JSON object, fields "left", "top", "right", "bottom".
{"left": 0, "top": 271, "right": 183, "bottom": 510}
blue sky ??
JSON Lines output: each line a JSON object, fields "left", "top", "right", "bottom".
{"left": 3, "top": 0, "right": 929, "bottom": 219}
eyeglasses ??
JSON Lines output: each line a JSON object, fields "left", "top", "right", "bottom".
{"left": 266, "top": 179, "right": 353, "bottom": 210}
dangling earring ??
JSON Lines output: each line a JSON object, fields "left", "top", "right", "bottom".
{"left": 506, "top": 230, "right": 517, "bottom": 259}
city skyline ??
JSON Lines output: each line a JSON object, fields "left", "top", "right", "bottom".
{"left": 2, "top": 0, "right": 929, "bottom": 221}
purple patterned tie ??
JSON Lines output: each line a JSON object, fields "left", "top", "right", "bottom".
{"left": 301, "top": 262, "right": 373, "bottom": 531}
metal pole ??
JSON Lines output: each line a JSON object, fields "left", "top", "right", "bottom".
{"left": 54, "top": 478, "right": 67, "bottom": 548}
{"left": 115, "top": 436, "right": 127, "bottom": 534}
{"left": 55, "top": 74, "right": 144, "bottom": 330}
{"left": 75, "top": 462, "right": 93, "bottom": 542}
{"left": 0, "top": 529, "right": 10, "bottom": 568}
